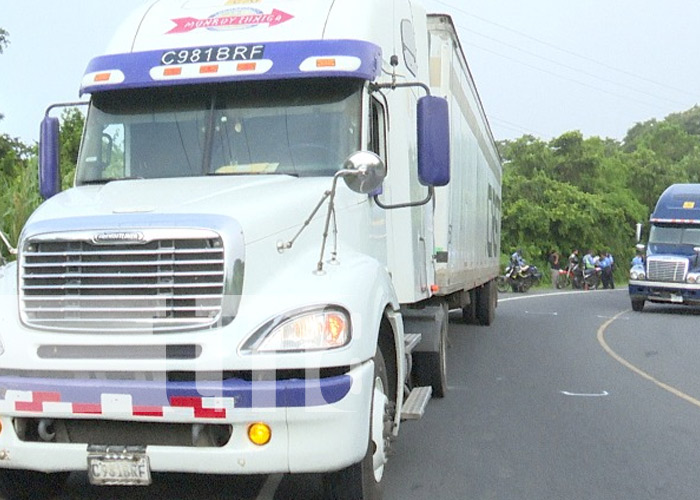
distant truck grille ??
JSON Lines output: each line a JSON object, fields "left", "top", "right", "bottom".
{"left": 20, "top": 230, "right": 226, "bottom": 333}
{"left": 646, "top": 256, "right": 688, "bottom": 283}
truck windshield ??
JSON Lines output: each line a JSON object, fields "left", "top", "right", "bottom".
{"left": 649, "top": 225, "right": 700, "bottom": 246}
{"left": 76, "top": 79, "right": 362, "bottom": 183}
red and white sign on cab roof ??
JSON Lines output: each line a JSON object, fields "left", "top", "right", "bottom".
{"left": 108, "top": 0, "right": 338, "bottom": 54}
{"left": 166, "top": 8, "right": 294, "bottom": 34}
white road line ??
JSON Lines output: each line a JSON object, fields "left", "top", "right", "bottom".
{"left": 560, "top": 390, "right": 610, "bottom": 397}
{"left": 256, "top": 473, "right": 284, "bottom": 500}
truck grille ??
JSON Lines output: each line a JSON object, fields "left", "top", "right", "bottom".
{"left": 647, "top": 256, "right": 688, "bottom": 283}
{"left": 20, "top": 232, "right": 226, "bottom": 333}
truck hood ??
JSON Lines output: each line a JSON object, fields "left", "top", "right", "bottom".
{"left": 26, "top": 175, "right": 335, "bottom": 243}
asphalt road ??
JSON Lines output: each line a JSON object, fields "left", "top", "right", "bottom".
{"left": 42, "top": 289, "right": 700, "bottom": 498}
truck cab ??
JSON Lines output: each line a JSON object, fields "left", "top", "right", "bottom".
{"left": 629, "top": 184, "right": 700, "bottom": 311}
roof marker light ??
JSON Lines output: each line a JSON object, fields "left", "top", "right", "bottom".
{"left": 237, "top": 62, "right": 257, "bottom": 72}
{"left": 300, "top": 56, "right": 362, "bottom": 73}
{"left": 200, "top": 65, "right": 219, "bottom": 74}
{"left": 94, "top": 73, "right": 111, "bottom": 82}
{"left": 163, "top": 67, "right": 183, "bottom": 77}
{"left": 316, "top": 58, "right": 337, "bottom": 68}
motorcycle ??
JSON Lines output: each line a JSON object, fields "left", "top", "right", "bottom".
{"left": 497, "top": 264, "right": 542, "bottom": 293}
{"left": 570, "top": 263, "right": 601, "bottom": 290}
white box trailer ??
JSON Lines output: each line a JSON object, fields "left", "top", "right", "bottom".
{"left": 0, "top": 1, "right": 501, "bottom": 499}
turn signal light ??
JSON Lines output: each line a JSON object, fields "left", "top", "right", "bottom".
{"left": 248, "top": 423, "right": 271, "bottom": 446}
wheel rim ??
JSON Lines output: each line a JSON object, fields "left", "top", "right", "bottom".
{"left": 371, "top": 376, "right": 389, "bottom": 482}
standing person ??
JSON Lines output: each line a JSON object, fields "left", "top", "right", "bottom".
{"left": 631, "top": 251, "right": 644, "bottom": 267}
{"left": 598, "top": 251, "right": 614, "bottom": 289}
{"left": 548, "top": 250, "right": 561, "bottom": 289}
{"left": 582, "top": 249, "right": 597, "bottom": 290}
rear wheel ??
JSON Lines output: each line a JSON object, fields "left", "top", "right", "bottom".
{"left": 323, "top": 349, "right": 391, "bottom": 500}
{"left": 496, "top": 276, "right": 509, "bottom": 293}
{"left": 0, "top": 470, "right": 69, "bottom": 500}
{"left": 412, "top": 302, "right": 448, "bottom": 398}
{"left": 476, "top": 280, "right": 496, "bottom": 326}
{"left": 555, "top": 273, "right": 570, "bottom": 289}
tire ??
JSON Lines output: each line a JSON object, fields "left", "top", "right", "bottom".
{"left": 412, "top": 302, "right": 448, "bottom": 398}
{"left": 496, "top": 276, "right": 509, "bottom": 293}
{"left": 461, "top": 289, "right": 477, "bottom": 324}
{"left": 0, "top": 470, "right": 69, "bottom": 500}
{"left": 631, "top": 298, "right": 645, "bottom": 312}
{"left": 476, "top": 280, "right": 496, "bottom": 326}
{"left": 323, "top": 350, "right": 391, "bottom": 500}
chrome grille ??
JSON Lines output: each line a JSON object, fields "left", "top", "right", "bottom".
{"left": 20, "top": 232, "right": 226, "bottom": 333}
{"left": 647, "top": 256, "right": 688, "bottom": 283}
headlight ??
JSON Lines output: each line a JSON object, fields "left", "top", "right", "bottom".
{"left": 630, "top": 265, "right": 645, "bottom": 281}
{"left": 687, "top": 273, "right": 700, "bottom": 284}
{"left": 241, "top": 307, "right": 351, "bottom": 353}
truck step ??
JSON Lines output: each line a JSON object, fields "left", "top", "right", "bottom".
{"left": 404, "top": 333, "right": 422, "bottom": 355}
{"left": 401, "top": 386, "right": 432, "bottom": 420}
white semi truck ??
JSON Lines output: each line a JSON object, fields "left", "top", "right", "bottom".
{"left": 0, "top": 1, "right": 501, "bottom": 498}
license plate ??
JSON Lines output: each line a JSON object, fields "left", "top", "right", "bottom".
{"left": 671, "top": 294, "right": 684, "bottom": 303}
{"left": 88, "top": 447, "right": 151, "bottom": 486}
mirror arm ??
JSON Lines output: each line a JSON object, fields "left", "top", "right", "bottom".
{"left": 370, "top": 81, "right": 431, "bottom": 97}
{"left": 0, "top": 230, "right": 18, "bottom": 256}
{"left": 373, "top": 186, "right": 434, "bottom": 210}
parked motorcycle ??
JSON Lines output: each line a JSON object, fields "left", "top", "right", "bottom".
{"left": 497, "top": 264, "right": 542, "bottom": 293}
{"left": 557, "top": 261, "right": 600, "bottom": 290}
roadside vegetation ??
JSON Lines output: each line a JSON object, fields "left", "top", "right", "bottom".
{"left": 499, "top": 106, "right": 700, "bottom": 284}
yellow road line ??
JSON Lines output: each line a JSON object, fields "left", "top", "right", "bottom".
{"left": 597, "top": 310, "right": 700, "bottom": 409}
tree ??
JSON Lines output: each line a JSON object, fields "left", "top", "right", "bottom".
{"left": 0, "top": 28, "right": 8, "bottom": 54}
{"left": 0, "top": 28, "right": 8, "bottom": 121}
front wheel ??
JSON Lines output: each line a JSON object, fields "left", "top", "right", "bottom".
{"left": 323, "top": 350, "right": 391, "bottom": 500}
{"left": 556, "top": 273, "right": 570, "bottom": 289}
{"left": 631, "top": 298, "right": 645, "bottom": 312}
{"left": 0, "top": 470, "right": 69, "bottom": 500}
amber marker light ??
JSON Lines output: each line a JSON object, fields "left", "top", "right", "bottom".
{"left": 248, "top": 423, "right": 272, "bottom": 446}
{"left": 237, "top": 62, "right": 257, "bottom": 72}
{"left": 316, "top": 58, "right": 337, "bottom": 68}
{"left": 430, "top": 284, "right": 440, "bottom": 293}
{"left": 94, "top": 73, "right": 111, "bottom": 82}
{"left": 164, "top": 67, "right": 183, "bottom": 77}
{"left": 200, "top": 64, "right": 219, "bottom": 74}
{"left": 325, "top": 313, "right": 347, "bottom": 344}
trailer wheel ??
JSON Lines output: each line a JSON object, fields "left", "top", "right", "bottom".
{"left": 496, "top": 276, "right": 509, "bottom": 293}
{"left": 461, "top": 289, "right": 477, "bottom": 324}
{"left": 476, "top": 280, "right": 496, "bottom": 326}
{"left": 323, "top": 349, "right": 390, "bottom": 500}
{"left": 631, "top": 298, "right": 645, "bottom": 312}
{"left": 412, "top": 302, "right": 448, "bottom": 398}
{"left": 0, "top": 470, "right": 69, "bottom": 500}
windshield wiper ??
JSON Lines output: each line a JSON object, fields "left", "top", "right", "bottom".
{"left": 80, "top": 177, "right": 144, "bottom": 185}
{"left": 207, "top": 172, "right": 299, "bottom": 177}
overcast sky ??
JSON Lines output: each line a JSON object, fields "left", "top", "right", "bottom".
{"left": 1, "top": 0, "right": 699, "bottom": 144}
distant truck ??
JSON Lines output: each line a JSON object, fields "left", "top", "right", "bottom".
{"left": 0, "top": 1, "right": 501, "bottom": 498}
{"left": 629, "top": 184, "right": 700, "bottom": 312}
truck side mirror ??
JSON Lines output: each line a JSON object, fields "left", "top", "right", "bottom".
{"left": 39, "top": 116, "right": 61, "bottom": 199}
{"left": 417, "top": 95, "right": 450, "bottom": 187}
{"left": 342, "top": 151, "right": 386, "bottom": 194}
{"left": 635, "top": 222, "right": 643, "bottom": 243}
{"left": 635, "top": 243, "right": 646, "bottom": 253}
